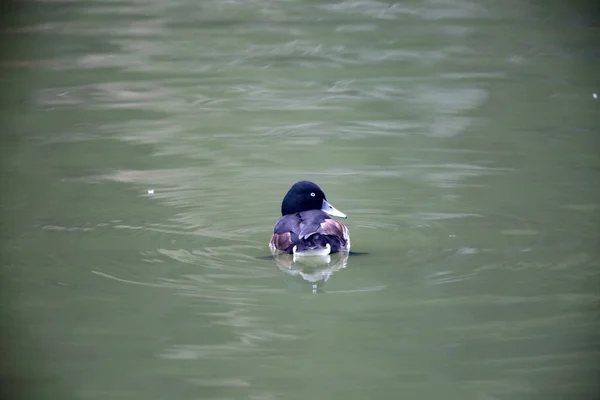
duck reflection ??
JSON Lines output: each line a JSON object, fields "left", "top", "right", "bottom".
{"left": 272, "top": 251, "right": 349, "bottom": 293}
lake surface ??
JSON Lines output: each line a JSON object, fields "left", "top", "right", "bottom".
{"left": 1, "top": 0, "right": 599, "bottom": 399}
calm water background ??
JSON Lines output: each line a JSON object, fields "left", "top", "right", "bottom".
{"left": 1, "top": 0, "right": 599, "bottom": 399}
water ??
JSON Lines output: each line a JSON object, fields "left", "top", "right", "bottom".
{"left": 1, "top": 0, "right": 599, "bottom": 399}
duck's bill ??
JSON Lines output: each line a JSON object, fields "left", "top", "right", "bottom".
{"left": 321, "top": 199, "right": 347, "bottom": 219}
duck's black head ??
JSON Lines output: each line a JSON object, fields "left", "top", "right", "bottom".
{"left": 280, "top": 181, "right": 346, "bottom": 218}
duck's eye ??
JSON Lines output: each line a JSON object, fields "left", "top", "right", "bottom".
{"left": 310, "top": 192, "right": 316, "bottom": 197}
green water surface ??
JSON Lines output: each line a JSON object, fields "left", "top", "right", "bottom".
{"left": 1, "top": 0, "right": 599, "bottom": 399}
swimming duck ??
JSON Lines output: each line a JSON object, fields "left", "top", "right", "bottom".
{"left": 269, "top": 181, "right": 350, "bottom": 256}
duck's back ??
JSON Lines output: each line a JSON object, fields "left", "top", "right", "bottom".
{"left": 270, "top": 210, "right": 350, "bottom": 255}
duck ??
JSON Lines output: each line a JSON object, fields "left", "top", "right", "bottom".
{"left": 269, "top": 181, "right": 350, "bottom": 256}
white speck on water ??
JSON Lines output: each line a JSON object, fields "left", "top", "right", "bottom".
{"left": 593, "top": 93, "right": 598, "bottom": 99}
{"left": 148, "top": 189, "right": 154, "bottom": 195}
{"left": 457, "top": 247, "right": 478, "bottom": 255}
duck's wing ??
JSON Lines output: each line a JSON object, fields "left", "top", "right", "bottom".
{"left": 271, "top": 214, "right": 301, "bottom": 252}
{"left": 297, "top": 210, "right": 330, "bottom": 239}
{"left": 273, "top": 211, "right": 325, "bottom": 239}
{"left": 298, "top": 210, "right": 349, "bottom": 242}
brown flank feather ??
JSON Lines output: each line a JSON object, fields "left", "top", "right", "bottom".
{"left": 270, "top": 232, "right": 292, "bottom": 252}
{"left": 320, "top": 219, "right": 349, "bottom": 244}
